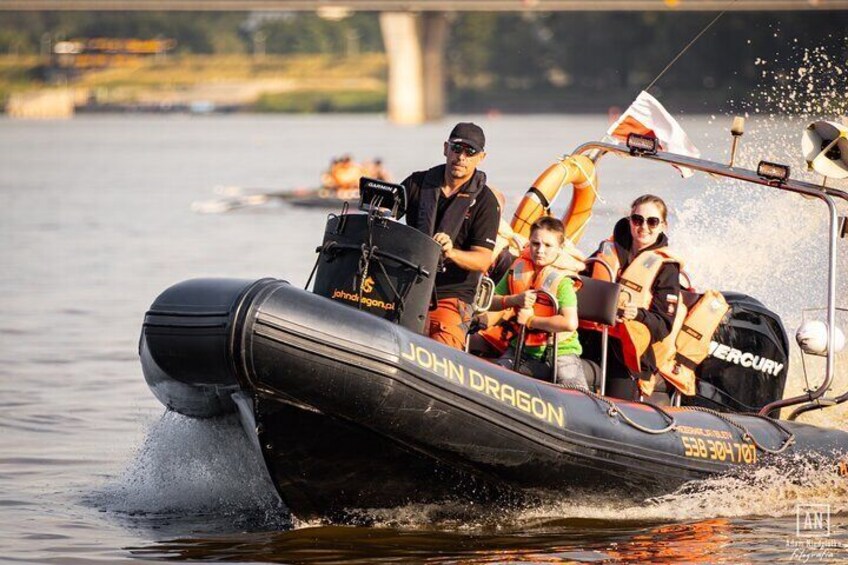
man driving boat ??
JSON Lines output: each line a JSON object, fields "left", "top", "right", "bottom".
{"left": 401, "top": 123, "right": 501, "bottom": 350}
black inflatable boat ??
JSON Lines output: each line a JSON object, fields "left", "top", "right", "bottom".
{"left": 141, "top": 145, "right": 848, "bottom": 521}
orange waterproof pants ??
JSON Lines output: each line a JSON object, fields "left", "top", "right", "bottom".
{"left": 426, "top": 298, "right": 473, "bottom": 350}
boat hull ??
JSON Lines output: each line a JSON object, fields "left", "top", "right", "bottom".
{"left": 140, "top": 278, "right": 848, "bottom": 520}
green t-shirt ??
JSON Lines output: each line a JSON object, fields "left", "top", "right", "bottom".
{"left": 495, "top": 271, "right": 582, "bottom": 359}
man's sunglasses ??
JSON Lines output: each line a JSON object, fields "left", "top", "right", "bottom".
{"left": 630, "top": 214, "right": 662, "bottom": 229}
{"left": 448, "top": 142, "right": 479, "bottom": 157}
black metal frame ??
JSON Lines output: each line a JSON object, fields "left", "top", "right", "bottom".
{"left": 574, "top": 141, "right": 846, "bottom": 418}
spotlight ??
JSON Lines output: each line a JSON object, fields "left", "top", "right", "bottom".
{"left": 626, "top": 134, "right": 658, "bottom": 155}
{"left": 757, "top": 161, "right": 790, "bottom": 184}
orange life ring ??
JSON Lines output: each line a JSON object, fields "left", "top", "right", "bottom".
{"left": 510, "top": 154, "right": 598, "bottom": 245}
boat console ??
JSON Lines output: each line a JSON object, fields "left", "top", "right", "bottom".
{"left": 310, "top": 177, "right": 441, "bottom": 333}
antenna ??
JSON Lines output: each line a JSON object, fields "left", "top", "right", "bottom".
{"left": 644, "top": 0, "right": 739, "bottom": 93}
{"left": 729, "top": 116, "right": 745, "bottom": 168}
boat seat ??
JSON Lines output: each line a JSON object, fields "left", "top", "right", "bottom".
{"left": 576, "top": 275, "right": 621, "bottom": 326}
{"left": 574, "top": 275, "right": 622, "bottom": 397}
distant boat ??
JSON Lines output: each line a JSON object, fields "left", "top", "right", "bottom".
{"left": 191, "top": 186, "right": 359, "bottom": 214}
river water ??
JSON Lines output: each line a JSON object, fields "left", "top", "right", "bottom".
{"left": 1, "top": 113, "right": 847, "bottom": 564}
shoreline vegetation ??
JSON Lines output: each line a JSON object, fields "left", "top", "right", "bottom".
{"left": 1, "top": 11, "right": 845, "bottom": 117}
{"left": 1, "top": 54, "right": 389, "bottom": 115}
{"left": 3, "top": 52, "right": 745, "bottom": 117}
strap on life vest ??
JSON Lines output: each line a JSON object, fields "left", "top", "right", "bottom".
{"left": 508, "top": 255, "right": 572, "bottom": 296}
{"left": 479, "top": 255, "right": 577, "bottom": 350}
{"left": 478, "top": 247, "right": 579, "bottom": 353}
{"left": 507, "top": 257, "right": 568, "bottom": 347}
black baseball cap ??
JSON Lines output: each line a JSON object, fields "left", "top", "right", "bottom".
{"left": 448, "top": 122, "right": 485, "bottom": 153}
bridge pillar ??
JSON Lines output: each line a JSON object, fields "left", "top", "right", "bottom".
{"left": 379, "top": 11, "right": 447, "bottom": 124}
{"left": 421, "top": 12, "right": 448, "bottom": 121}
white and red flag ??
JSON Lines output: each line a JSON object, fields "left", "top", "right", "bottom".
{"left": 607, "top": 90, "right": 701, "bottom": 177}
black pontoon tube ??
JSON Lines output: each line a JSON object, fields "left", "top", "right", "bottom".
{"left": 576, "top": 142, "right": 843, "bottom": 418}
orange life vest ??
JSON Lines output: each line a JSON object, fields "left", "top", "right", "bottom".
{"left": 585, "top": 238, "right": 688, "bottom": 396}
{"left": 507, "top": 256, "right": 573, "bottom": 347}
{"left": 590, "top": 238, "right": 619, "bottom": 282}
{"left": 587, "top": 237, "right": 731, "bottom": 397}
{"left": 479, "top": 251, "right": 577, "bottom": 351}
{"left": 658, "top": 289, "right": 730, "bottom": 395}
{"left": 330, "top": 162, "right": 364, "bottom": 189}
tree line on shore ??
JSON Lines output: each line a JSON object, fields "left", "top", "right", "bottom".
{"left": 1, "top": 10, "right": 845, "bottom": 112}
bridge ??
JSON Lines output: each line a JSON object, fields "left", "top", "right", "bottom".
{"left": 4, "top": 1, "right": 846, "bottom": 122}
{"left": 3, "top": 1, "right": 845, "bottom": 10}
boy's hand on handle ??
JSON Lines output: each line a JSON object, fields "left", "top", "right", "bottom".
{"left": 513, "top": 290, "right": 536, "bottom": 309}
{"left": 517, "top": 307, "right": 535, "bottom": 326}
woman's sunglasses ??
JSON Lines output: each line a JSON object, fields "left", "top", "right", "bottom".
{"left": 448, "top": 142, "right": 479, "bottom": 157}
{"left": 630, "top": 214, "right": 662, "bottom": 229}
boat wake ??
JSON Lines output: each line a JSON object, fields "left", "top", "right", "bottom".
{"left": 353, "top": 455, "right": 847, "bottom": 532}
{"left": 641, "top": 456, "right": 847, "bottom": 520}
{"left": 86, "top": 411, "right": 289, "bottom": 532}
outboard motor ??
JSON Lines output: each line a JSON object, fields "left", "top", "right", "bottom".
{"left": 311, "top": 177, "right": 441, "bottom": 334}
{"left": 686, "top": 292, "right": 789, "bottom": 415}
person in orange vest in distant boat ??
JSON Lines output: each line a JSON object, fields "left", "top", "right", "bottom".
{"left": 321, "top": 155, "right": 364, "bottom": 190}
{"left": 364, "top": 158, "right": 391, "bottom": 182}
{"left": 487, "top": 216, "right": 587, "bottom": 389}
{"left": 401, "top": 122, "right": 501, "bottom": 350}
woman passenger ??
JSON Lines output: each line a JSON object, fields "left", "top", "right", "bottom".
{"left": 581, "top": 194, "right": 682, "bottom": 400}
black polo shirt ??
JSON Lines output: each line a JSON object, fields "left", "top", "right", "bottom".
{"left": 402, "top": 165, "right": 500, "bottom": 303}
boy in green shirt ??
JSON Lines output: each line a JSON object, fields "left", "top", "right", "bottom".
{"left": 488, "top": 217, "right": 588, "bottom": 390}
